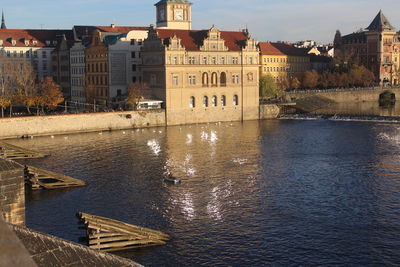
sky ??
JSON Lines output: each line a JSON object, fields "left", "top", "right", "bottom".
{"left": 1, "top": 0, "right": 400, "bottom": 44}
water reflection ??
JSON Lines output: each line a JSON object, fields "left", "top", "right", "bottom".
{"left": 5, "top": 120, "right": 400, "bottom": 266}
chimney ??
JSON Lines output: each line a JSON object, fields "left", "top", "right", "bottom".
{"left": 111, "top": 24, "right": 116, "bottom": 28}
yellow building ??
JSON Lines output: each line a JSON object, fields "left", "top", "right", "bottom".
{"left": 259, "top": 42, "right": 310, "bottom": 83}
{"left": 141, "top": 0, "right": 260, "bottom": 125}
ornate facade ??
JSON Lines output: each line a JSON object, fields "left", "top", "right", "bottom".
{"left": 142, "top": 25, "right": 260, "bottom": 125}
{"left": 335, "top": 11, "right": 400, "bottom": 85}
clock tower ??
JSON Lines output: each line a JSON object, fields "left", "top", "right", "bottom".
{"left": 155, "top": 0, "right": 192, "bottom": 30}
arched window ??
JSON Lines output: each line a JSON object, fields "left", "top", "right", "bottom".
{"left": 202, "top": 73, "right": 209, "bottom": 87}
{"left": 203, "top": 96, "right": 208, "bottom": 107}
{"left": 190, "top": 96, "right": 195, "bottom": 108}
{"left": 221, "top": 95, "right": 226, "bottom": 107}
{"left": 233, "top": 95, "right": 239, "bottom": 106}
{"left": 211, "top": 72, "right": 218, "bottom": 87}
{"left": 212, "top": 96, "right": 217, "bottom": 107}
{"left": 220, "top": 72, "right": 227, "bottom": 87}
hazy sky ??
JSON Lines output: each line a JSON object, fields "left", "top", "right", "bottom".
{"left": 1, "top": 0, "right": 400, "bottom": 43}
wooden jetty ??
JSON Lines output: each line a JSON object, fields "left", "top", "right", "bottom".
{"left": 0, "top": 142, "right": 48, "bottom": 160}
{"left": 77, "top": 212, "right": 170, "bottom": 252}
{"left": 25, "top": 166, "right": 86, "bottom": 190}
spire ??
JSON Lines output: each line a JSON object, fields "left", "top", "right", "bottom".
{"left": 366, "top": 10, "right": 395, "bottom": 31}
{"left": 1, "top": 10, "right": 6, "bottom": 29}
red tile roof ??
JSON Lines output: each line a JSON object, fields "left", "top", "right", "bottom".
{"left": 0, "top": 29, "right": 73, "bottom": 47}
{"left": 156, "top": 29, "right": 248, "bottom": 51}
{"left": 259, "top": 42, "right": 309, "bottom": 56}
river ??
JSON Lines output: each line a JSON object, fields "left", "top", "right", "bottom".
{"left": 7, "top": 119, "right": 400, "bottom": 266}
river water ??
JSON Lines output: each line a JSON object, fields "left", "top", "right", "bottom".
{"left": 8, "top": 119, "right": 400, "bottom": 266}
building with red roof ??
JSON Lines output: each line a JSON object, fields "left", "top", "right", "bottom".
{"left": 259, "top": 42, "right": 310, "bottom": 85}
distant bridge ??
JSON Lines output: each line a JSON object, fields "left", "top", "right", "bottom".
{"left": 286, "top": 86, "right": 400, "bottom": 103}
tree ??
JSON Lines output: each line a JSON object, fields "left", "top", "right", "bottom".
{"left": 290, "top": 77, "right": 301, "bottom": 90}
{"left": 302, "top": 71, "right": 319, "bottom": 89}
{"left": 0, "top": 94, "right": 11, "bottom": 118}
{"left": 126, "top": 82, "right": 149, "bottom": 110}
{"left": 38, "top": 77, "right": 64, "bottom": 113}
{"left": 259, "top": 74, "right": 277, "bottom": 98}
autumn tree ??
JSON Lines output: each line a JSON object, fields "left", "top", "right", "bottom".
{"left": 290, "top": 77, "right": 301, "bottom": 90}
{"left": 126, "top": 82, "right": 149, "bottom": 110}
{"left": 259, "top": 74, "right": 277, "bottom": 98}
{"left": 38, "top": 77, "right": 64, "bottom": 113}
{"left": 0, "top": 94, "right": 11, "bottom": 118}
{"left": 302, "top": 71, "right": 319, "bottom": 89}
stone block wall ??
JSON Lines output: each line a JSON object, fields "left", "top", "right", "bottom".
{"left": 0, "top": 159, "right": 25, "bottom": 226}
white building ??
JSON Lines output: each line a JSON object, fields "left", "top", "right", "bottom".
{"left": 106, "top": 30, "right": 148, "bottom": 100}
{"left": 70, "top": 41, "right": 86, "bottom": 104}
{"left": 0, "top": 29, "right": 73, "bottom": 79}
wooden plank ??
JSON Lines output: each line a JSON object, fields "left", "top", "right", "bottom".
{"left": 0, "top": 142, "right": 48, "bottom": 159}
{"left": 79, "top": 213, "right": 169, "bottom": 239}
{"left": 25, "top": 166, "right": 86, "bottom": 190}
{"left": 90, "top": 239, "right": 166, "bottom": 250}
{"left": 77, "top": 212, "right": 169, "bottom": 252}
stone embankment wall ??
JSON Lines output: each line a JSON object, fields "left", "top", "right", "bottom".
{"left": 0, "top": 159, "right": 25, "bottom": 226}
{"left": 287, "top": 87, "right": 400, "bottom": 103}
{"left": 260, "top": 104, "right": 280, "bottom": 119}
{"left": 0, "top": 110, "right": 165, "bottom": 140}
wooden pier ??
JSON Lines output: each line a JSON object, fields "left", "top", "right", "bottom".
{"left": 0, "top": 142, "right": 48, "bottom": 160}
{"left": 25, "top": 166, "right": 86, "bottom": 190}
{"left": 77, "top": 212, "right": 170, "bottom": 252}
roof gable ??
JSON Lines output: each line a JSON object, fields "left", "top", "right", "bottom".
{"left": 366, "top": 10, "right": 395, "bottom": 31}
{"left": 156, "top": 28, "right": 249, "bottom": 51}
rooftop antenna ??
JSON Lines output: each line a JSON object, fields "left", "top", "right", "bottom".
{"left": 40, "top": 24, "right": 44, "bottom": 29}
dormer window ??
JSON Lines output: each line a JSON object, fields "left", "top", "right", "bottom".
{"left": 11, "top": 39, "right": 16, "bottom": 46}
{"left": 33, "top": 40, "right": 38, "bottom": 46}
{"left": 0, "top": 39, "right": 3, "bottom": 46}
{"left": 24, "top": 40, "right": 29, "bottom": 46}
{"left": 46, "top": 40, "right": 51, "bottom": 46}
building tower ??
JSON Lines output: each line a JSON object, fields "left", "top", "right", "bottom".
{"left": 1, "top": 10, "right": 6, "bottom": 29}
{"left": 365, "top": 10, "right": 397, "bottom": 84}
{"left": 155, "top": 0, "right": 192, "bottom": 30}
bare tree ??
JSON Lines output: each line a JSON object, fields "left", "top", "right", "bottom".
{"left": 126, "top": 82, "right": 149, "bottom": 110}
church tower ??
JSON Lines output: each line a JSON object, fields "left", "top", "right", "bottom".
{"left": 1, "top": 10, "right": 6, "bottom": 29}
{"left": 155, "top": 0, "right": 192, "bottom": 30}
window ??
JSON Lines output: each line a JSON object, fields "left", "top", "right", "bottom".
{"left": 189, "top": 56, "right": 195, "bottom": 64}
{"left": 221, "top": 57, "right": 225, "bottom": 64}
{"left": 233, "top": 95, "right": 239, "bottom": 106}
{"left": 211, "top": 72, "right": 218, "bottom": 87}
{"left": 221, "top": 95, "right": 226, "bottom": 106}
{"left": 188, "top": 75, "right": 196, "bottom": 85}
{"left": 212, "top": 57, "right": 217, "bottom": 64}
{"left": 172, "top": 75, "right": 179, "bottom": 85}
{"left": 190, "top": 96, "right": 195, "bottom": 108}
{"left": 220, "top": 72, "right": 227, "bottom": 86}
{"left": 132, "top": 76, "right": 137, "bottom": 83}
{"left": 203, "top": 96, "right": 208, "bottom": 107}
{"left": 150, "top": 74, "right": 157, "bottom": 85}
{"left": 202, "top": 73, "right": 209, "bottom": 87}
{"left": 138, "top": 39, "right": 143, "bottom": 45}
{"left": 42, "top": 51, "right": 47, "bottom": 58}
{"left": 212, "top": 96, "right": 217, "bottom": 107}
{"left": 130, "top": 39, "right": 135, "bottom": 45}
{"left": 232, "top": 74, "right": 239, "bottom": 84}
{"left": 20, "top": 51, "right": 24, "bottom": 58}
{"left": 233, "top": 57, "right": 238, "bottom": 64}
{"left": 173, "top": 56, "right": 178, "bottom": 64}
{"left": 131, "top": 52, "right": 136, "bottom": 58}
{"left": 25, "top": 51, "right": 30, "bottom": 58}
{"left": 132, "top": 64, "right": 137, "bottom": 72}
{"left": 249, "top": 57, "right": 253, "bottom": 64}
{"left": 203, "top": 56, "right": 207, "bottom": 64}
